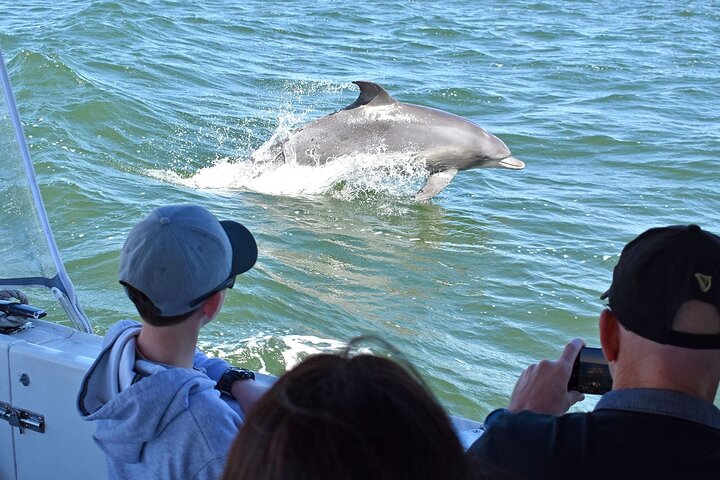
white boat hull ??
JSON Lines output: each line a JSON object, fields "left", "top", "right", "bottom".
{"left": 1, "top": 320, "right": 107, "bottom": 480}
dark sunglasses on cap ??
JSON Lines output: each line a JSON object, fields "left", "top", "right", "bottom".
{"left": 188, "top": 275, "right": 236, "bottom": 309}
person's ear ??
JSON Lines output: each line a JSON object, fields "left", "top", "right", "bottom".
{"left": 599, "top": 309, "right": 620, "bottom": 362}
{"left": 199, "top": 290, "right": 225, "bottom": 320}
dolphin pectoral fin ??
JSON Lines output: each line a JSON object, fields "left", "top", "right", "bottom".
{"left": 343, "top": 81, "right": 398, "bottom": 110}
{"left": 414, "top": 169, "right": 458, "bottom": 202}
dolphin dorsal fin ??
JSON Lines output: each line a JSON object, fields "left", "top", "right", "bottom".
{"left": 343, "top": 81, "right": 397, "bottom": 110}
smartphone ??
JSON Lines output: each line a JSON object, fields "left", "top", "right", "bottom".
{"left": 567, "top": 346, "right": 612, "bottom": 395}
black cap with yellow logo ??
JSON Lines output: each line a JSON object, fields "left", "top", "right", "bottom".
{"left": 601, "top": 224, "right": 720, "bottom": 349}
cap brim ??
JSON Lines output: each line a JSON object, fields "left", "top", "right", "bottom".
{"left": 221, "top": 220, "right": 258, "bottom": 276}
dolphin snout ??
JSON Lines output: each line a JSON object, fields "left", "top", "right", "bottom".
{"left": 498, "top": 156, "right": 525, "bottom": 170}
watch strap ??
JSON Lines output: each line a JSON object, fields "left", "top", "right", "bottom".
{"left": 215, "top": 367, "right": 256, "bottom": 396}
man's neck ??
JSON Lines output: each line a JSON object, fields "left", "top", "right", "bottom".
{"left": 609, "top": 325, "right": 720, "bottom": 403}
{"left": 136, "top": 320, "right": 200, "bottom": 369}
{"left": 612, "top": 356, "right": 719, "bottom": 402}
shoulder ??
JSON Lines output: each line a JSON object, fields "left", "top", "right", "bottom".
{"left": 184, "top": 384, "right": 242, "bottom": 448}
{"left": 134, "top": 376, "right": 241, "bottom": 477}
{"left": 468, "top": 410, "right": 589, "bottom": 479}
{"left": 171, "top": 393, "right": 239, "bottom": 474}
{"left": 468, "top": 408, "right": 720, "bottom": 479}
{"left": 472, "top": 409, "right": 580, "bottom": 448}
{"left": 192, "top": 350, "right": 232, "bottom": 381}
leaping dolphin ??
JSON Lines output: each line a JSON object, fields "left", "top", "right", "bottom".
{"left": 266, "top": 81, "right": 525, "bottom": 201}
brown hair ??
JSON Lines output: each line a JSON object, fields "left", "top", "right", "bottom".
{"left": 122, "top": 283, "right": 197, "bottom": 327}
{"left": 222, "top": 348, "right": 468, "bottom": 480}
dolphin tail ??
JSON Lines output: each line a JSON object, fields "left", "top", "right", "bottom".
{"left": 414, "top": 169, "right": 458, "bottom": 202}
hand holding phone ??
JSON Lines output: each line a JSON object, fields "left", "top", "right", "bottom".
{"left": 567, "top": 347, "right": 612, "bottom": 395}
{"left": 507, "top": 338, "right": 585, "bottom": 415}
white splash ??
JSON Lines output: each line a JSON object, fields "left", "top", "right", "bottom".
{"left": 279, "top": 335, "right": 348, "bottom": 369}
{"left": 152, "top": 146, "right": 427, "bottom": 200}
{"left": 201, "top": 333, "right": 372, "bottom": 375}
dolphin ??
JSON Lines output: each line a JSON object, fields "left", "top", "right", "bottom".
{"left": 268, "top": 81, "right": 524, "bottom": 201}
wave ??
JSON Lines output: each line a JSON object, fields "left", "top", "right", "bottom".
{"left": 151, "top": 152, "right": 428, "bottom": 200}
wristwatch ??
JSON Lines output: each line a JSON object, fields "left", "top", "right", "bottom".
{"left": 215, "top": 367, "right": 256, "bottom": 396}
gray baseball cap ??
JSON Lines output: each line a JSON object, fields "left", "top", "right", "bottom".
{"left": 119, "top": 204, "right": 257, "bottom": 316}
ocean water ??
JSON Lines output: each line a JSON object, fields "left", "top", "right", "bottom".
{"left": 1, "top": 1, "right": 718, "bottom": 419}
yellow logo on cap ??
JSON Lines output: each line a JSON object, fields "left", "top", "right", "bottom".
{"left": 695, "top": 273, "right": 712, "bottom": 293}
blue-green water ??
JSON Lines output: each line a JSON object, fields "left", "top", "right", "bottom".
{"left": 1, "top": 1, "right": 718, "bottom": 418}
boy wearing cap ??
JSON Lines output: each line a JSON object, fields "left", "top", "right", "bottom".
{"left": 78, "top": 204, "right": 263, "bottom": 480}
{"left": 467, "top": 224, "right": 720, "bottom": 479}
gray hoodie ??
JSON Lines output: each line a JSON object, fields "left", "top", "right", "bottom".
{"left": 77, "top": 320, "right": 242, "bottom": 480}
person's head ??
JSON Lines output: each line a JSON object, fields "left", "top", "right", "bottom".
{"left": 598, "top": 224, "right": 720, "bottom": 398}
{"left": 222, "top": 343, "right": 468, "bottom": 480}
{"left": 119, "top": 204, "right": 257, "bottom": 326}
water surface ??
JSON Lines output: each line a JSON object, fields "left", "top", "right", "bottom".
{"left": 2, "top": 1, "right": 718, "bottom": 417}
